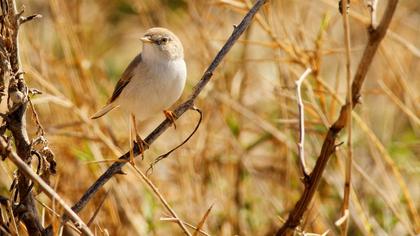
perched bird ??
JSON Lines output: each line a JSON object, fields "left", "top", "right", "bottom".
{"left": 91, "top": 27, "right": 187, "bottom": 158}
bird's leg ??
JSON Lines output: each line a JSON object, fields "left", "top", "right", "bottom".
{"left": 128, "top": 128, "right": 135, "bottom": 165}
{"left": 128, "top": 116, "right": 135, "bottom": 165}
{"left": 163, "top": 110, "right": 177, "bottom": 129}
{"left": 130, "top": 114, "right": 149, "bottom": 161}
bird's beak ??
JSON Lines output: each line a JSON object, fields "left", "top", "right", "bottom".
{"left": 140, "top": 37, "right": 152, "bottom": 44}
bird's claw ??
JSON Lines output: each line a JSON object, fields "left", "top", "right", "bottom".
{"left": 163, "top": 110, "right": 177, "bottom": 129}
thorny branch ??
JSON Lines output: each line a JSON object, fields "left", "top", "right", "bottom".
{"left": 1, "top": 0, "right": 43, "bottom": 235}
{"left": 276, "top": 0, "right": 407, "bottom": 235}
{"left": 68, "top": 0, "right": 269, "bottom": 222}
{"left": 0, "top": 0, "right": 61, "bottom": 235}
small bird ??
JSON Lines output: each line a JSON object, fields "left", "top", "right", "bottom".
{"left": 91, "top": 27, "right": 187, "bottom": 157}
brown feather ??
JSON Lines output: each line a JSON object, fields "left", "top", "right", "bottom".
{"left": 108, "top": 53, "right": 143, "bottom": 103}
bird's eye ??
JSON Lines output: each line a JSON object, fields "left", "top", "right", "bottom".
{"left": 160, "top": 37, "right": 169, "bottom": 44}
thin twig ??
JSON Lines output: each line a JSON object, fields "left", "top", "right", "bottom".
{"left": 367, "top": 0, "right": 378, "bottom": 29}
{"left": 86, "top": 190, "right": 109, "bottom": 227}
{"left": 276, "top": 0, "right": 401, "bottom": 235}
{"left": 6, "top": 202, "right": 18, "bottom": 235}
{"left": 193, "top": 204, "right": 213, "bottom": 236}
{"left": 295, "top": 68, "right": 312, "bottom": 179}
{"left": 35, "top": 199, "right": 82, "bottom": 235}
{"left": 340, "top": 0, "right": 353, "bottom": 235}
{"left": 130, "top": 165, "right": 192, "bottom": 236}
{"left": 147, "top": 107, "right": 203, "bottom": 174}
{"left": 378, "top": 81, "right": 420, "bottom": 126}
{"left": 68, "top": 0, "right": 268, "bottom": 217}
{"left": 28, "top": 97, "right": 45, "bottom": 136}
{"left": 160, "top": 217, "right": 211, "bottom": 236}
{"left": 335, "top": 209, "right": 349, "bottom": 227}
{"left": 0, "top": 137, "right": 94, "bottom": 236}
{"left": 320, "top": 0, "right": 420, "bottom": 58}
{"left": 215, "top": 92, "right": 290, "bottom": 146}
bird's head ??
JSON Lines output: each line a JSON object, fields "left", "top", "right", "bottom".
{"left": 140, "top": 27, "right": 184, "bottom": 61}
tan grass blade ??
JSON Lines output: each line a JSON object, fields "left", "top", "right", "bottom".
{"left": 193, "top": 204, "right": 214, "bottom": 236}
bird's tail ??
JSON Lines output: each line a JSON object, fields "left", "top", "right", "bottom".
{"left": 90, "top": 103, "right": 118, "bottom": 119}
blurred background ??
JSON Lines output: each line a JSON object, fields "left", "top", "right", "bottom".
{"left": 0, "top": 0, "right": 419, "bottom": 235}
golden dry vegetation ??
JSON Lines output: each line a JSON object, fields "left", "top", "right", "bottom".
{"left": 0, "top": 0, "right": 419, "bottom": 235}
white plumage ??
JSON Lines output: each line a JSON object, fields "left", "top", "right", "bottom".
{"left": 115, "top": 56, "right": 186, "bottom": 121}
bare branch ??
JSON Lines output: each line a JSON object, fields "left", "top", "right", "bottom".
{"left": 276, "top": 0, "right": 403, "bottom": 235}
{"left": 295, "top": 68, "right": 312, "bottom": 179}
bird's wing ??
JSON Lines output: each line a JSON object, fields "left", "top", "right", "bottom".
{"left": 108, "top": 53, "right": 143, "bottom": 103}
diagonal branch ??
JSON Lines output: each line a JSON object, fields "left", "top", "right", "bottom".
{"left": 276, "top": 0, "right": 405, "bottom": 235}
{"left": 68, "top": 0, "right": 268, "bottom": 218}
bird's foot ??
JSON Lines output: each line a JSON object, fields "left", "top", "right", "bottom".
{"left": 134, "top": 134, "right": 149, "bottom": 161}
{"left": 163, "top": 110, "right": 177, "bottom": 129}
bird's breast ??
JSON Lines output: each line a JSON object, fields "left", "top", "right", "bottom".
{"left": 118, "top": 58, "right": 186, "bottom": 120}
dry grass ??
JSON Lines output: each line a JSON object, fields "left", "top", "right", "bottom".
{"left": 1, "top": 0, "right": 419, "bottom": 235}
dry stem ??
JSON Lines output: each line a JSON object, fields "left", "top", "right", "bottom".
{"left": 130, "top": 165, "right": 192, "bottom": 236}
{"left": 339, "top": 0, "right": 353, "bottom": 235}
{"left": 160, "top": 217, "right": 210, "bottom": 236}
